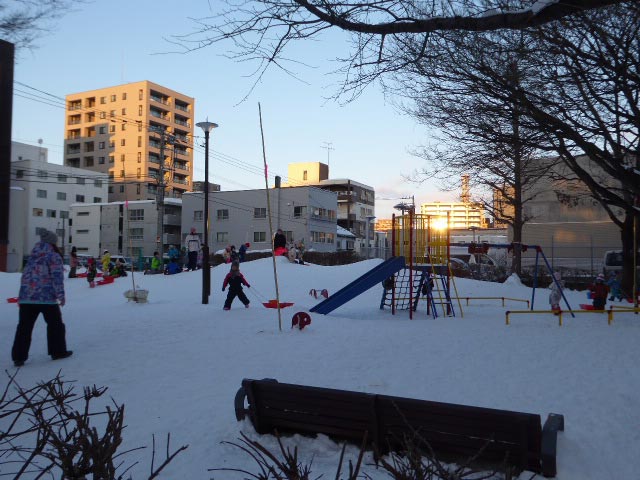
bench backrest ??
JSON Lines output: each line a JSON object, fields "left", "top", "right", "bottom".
{"left": 236, "top": 379, "right": 544, "bottom": 474}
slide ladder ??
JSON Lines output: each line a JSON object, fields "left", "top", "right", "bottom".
{"left": 311, "top": 256, "right": 406, "bottom": 315}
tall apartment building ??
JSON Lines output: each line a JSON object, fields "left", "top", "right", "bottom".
{"left": 420, "top": 201, "right": 484, "bottom": 229}
{"left": 63, "top": 81, "right": 195, "bottom": 203}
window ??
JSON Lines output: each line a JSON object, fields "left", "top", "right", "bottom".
{"left": 122, "top": 92, "right": 127, "bottom": 100}
{"left": 99, "top": 112, "right": 106, "bottom": 119}
{"left": 138, "top": 89, "right": 143, "bottom": 100}
{"left": 120, "top": 139, "right": 126, "bottom": 146}
{"left": 76, "top": 229, "right": 89, "bottom": 234}
{"left": 129, "top": 208, "right": 144, "bottom": 221}
{"left": 33, "top": 208, "right": 43, "bottom": 217}
{"left": 110, "top": 110, "right": 115, "bottom": 117}
{"left": 121, "top": 123, "right": 126, "bottom": 131}
{"left": 57, "top": 192, "right": 67, "bottom": 200}
{"left": 109, "top": 125, "right": 116, "bottom": 133}
{"left": 109, "top": 155, "right": 115, "bottom": 164}
{"left": 120, "top": 170, "right": 125, "bottom": 178}
{"left": 110, "top": 94, "right": 116, "bottom": 102}
{"left": 46, "top": 209, "right": 56, "bottom": 218}
{"left": 137, "top": 168, "right": 141, "bottom": 179}
{"left": 93, "top": 197, "right": 102, "bottom": 203}
{"left": 138, "top": 105, "right": 143, "bottom": 116}
{"left": 37, "top": 189, "right": 47, "bottom": 198}
{"left": 294, "top": 206, "right": 307, "bottom": 218}
{"left": 99, "top": 126, "right": 106, "bottom": 134}
{"left": 303, "top": 170, "right": 308, "bottom": 181}
{"left": 136, "top": 184, "right": 141, "bottom": 194}
{"left": 137, "top": 121, "right": 142, "bottom": 132}
{"left": 77, "top": 211, "right": 90, "bottom": 216}
{"left": 129, "top": 227, "right": 143, "bottom": 240}
{"left": 216, "top": 232, "right": 229, "bottom": 242}
{"left": 216, "top": 209, "right": 229, "bottom": 220}
{"left": 99, "top": 141, "right": 105, "bottom": 149}
{"left": 137, "top": 152, "right": 141, "bottom": 162}
{"left": 253, "top": 207, "right": 267, "bottom": 219}
{"left": 120, "top": 185, "right": 125, "bottom": 193}
{"left": 37, "top": 170, "right": 47, "bottom": 178}
{"left": 194, "top": 210, "right": 203, "bottom": 221}
{"left": 138, "top": 136, "right": 142, "bottom": 147}
{"left": 77, "top": 177, "right": 85, "bottom": 185}
{"left": 60, "top": 211, "right": 69, "bottom": 219}
{"left": 253, "top": 231, "right": 266, "bottom": 243}
{"left": 121, "top": 108, "right": 126, "bottom": 116}
{"left": 16, "top": 169, "right": 24, "bottom": 178}
{"left": 100, "top": 96, "right": 106, "bottom": 104}
{"left": 75, "top": 194, "right": 85, "bottom": 202}
{"left": 120, "top": 154, "right": 125, "bottom": 162}
{"left": 109, "top": 140, "right": 115, "bottom": 148}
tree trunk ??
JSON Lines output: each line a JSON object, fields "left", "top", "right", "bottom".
{"left": 620, "top": 211, "right": 639, "bottom": 300}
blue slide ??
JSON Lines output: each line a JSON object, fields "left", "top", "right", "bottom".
{"left": 310, "top": 256, "right": 406, "bottom": 315}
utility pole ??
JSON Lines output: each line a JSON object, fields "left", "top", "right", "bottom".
{"left": 153, "top": 127, "right": 174, "bottom": 258}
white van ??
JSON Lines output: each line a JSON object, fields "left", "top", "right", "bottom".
{"left": 603, "top": 250, "right": 639, "bottom": 275}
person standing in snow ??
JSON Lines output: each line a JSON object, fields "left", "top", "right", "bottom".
{"left": 101, "top": 250, "right": 111, "bottom": 273}
{"left": 69, "top": 246, "right": 78, "bottom": 278}
{"left": 607, "top": 272, "right": 623, "bottom": 301}
{"left": 238, "top": 242, "right": 249, "bottom": 262}
{"left": 222, "top": 261, "right": 251, "bottom": 310}
{"left": 549, "top": 271, "right": 564, "bottom": 314}
{"left": 11, "top": 230, "right": 73, "bottom": 367}
{"left": 184, "top": 227, "right": 201, "bottom": 271}
{"left": 589, "top": 273, "right": 609, "bottom": 310}
{"left": 86, "top": 257, "right": 97, "bottom": 287}
{"left": 273, "top": 228, "right": 287, "bottom": 256}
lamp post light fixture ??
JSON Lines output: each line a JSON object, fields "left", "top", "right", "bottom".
{"left": 196, "top": 119, "right": 219, "bottom": 305}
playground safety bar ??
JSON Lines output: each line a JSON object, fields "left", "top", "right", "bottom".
{"left": 506, "top": 307, "right": 640, "bottom": 326}
{"left": 453, "top": 297, "right": 529, "bottom": 308}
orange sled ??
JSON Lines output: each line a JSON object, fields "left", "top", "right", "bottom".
{"left": 263, "top": 299, "right": 294, "bottom": 309}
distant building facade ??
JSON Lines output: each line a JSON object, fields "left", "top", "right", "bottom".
{"left": 69, "top": 199, "right": 182, "bottom": 259}
{"left": 63, "top": 81, "right": 195, "bottom": 203}
{"left": 8, "top": 141, "right": 108, "bottom": 271}
{"left": 181, "top": 186, "right": 338, "bottom": 253}
{"left": 420, "top": 201, "right": 484, "bottom": 229}
{"left": 285, "top": 162, "right": 375, "bottom": 250}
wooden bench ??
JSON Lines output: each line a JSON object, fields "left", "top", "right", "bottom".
{"left": 235, "top": 378, "right": 564, "bottom": 477}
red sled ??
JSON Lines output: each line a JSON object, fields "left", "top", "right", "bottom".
{"left": 7, "top": 297, "right": 18, "bottom": 303}
{"left": 262, "top": 299, "right": 294, "bottom": 309}
{"left": 579, "top": 304, "right": 595, "bottom": 310}
{"left": 96, "top": 275, "right": 115, "bottom": 286}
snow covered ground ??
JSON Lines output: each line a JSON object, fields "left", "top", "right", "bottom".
{"left": 1, "top": 257, "right": 639, "bottom": 479}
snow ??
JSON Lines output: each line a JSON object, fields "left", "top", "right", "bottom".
{"left": 1, "top": 257, "right": 639, "bottom": 479}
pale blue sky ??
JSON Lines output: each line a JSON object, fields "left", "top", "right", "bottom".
{"left": 11, "top": 0, "right": 456, "bottom": 218}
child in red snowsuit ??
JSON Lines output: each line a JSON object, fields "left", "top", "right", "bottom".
{"left": 222, "top": 262, "right": 251, "bottom": 310}
{"left": 589, "top": 273, "right": 610, "bottom": 311}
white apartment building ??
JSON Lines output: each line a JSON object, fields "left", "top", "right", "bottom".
{"left": 420, "top": 201, "right": 484, "bottom": 229}
{"left": 69, "top": 198, "right": 182, "bottom": 260}
{"left": 181, "top": 186, "right": 338, "bottom": 253}
{"left": 8, "top": 141, "right": 108, "bottom": 271}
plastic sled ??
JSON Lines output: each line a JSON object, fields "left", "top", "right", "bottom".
{"left": 77, "top": 272, "right": 87, "bottom": 278}
{"left": 309, "top": 289, "right": 329, "bottom": 299}
{"left": 292, "top": 311, "right": 312, "bottom": 330}
{"left": 96, "top": 275, "right": 115, "bottom": 286}
{"left": 7, "top": 297, "right": 18, "bottom": 303}
{"left": 262, "top": 299, "right": 294, "bottom": 309}
{"left": 579, "top": 304, "right": 595, "bottom": 310}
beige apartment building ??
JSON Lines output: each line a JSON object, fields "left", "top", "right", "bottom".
{"left": 420, "top": 201, "right": 484, "bottom": 229}
{"left": 63, "top": 81, "right": 195, "bottom": 203}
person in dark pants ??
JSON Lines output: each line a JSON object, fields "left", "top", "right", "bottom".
{"left": 273, "top": 228, "right": 287, "bottom": 256}
{"left": 222, "top": 261, "right": 251, "bottom": 310}
{"left": 69, "top": 246, "right": 78, "bottom": 278}
{"left": 184, "top": 227, "right": 201, "bottom": 271}
{"left": 11, "top": 230, "right": 73, "bottom": 367}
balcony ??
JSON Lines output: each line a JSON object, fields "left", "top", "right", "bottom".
{"left": 174, "top": 148, "right": 188, "bottom": 157}
{"left": 148, "top": 155, "right": 160, "bottom": 164}
{"left": 174, "top": 118, "right": 190, "bottom": 128}
{"left": 175, "top": 103, "right": 189, "bottom": 113}
{"left": 67, "top": 145, "right": 81, "bottom": 155}
{"left": 163, "top": 214, "right": 181, "bottom": 226}
{"left": 150, "top": 92, "right": 169, "bottom": 105}
{"left": 150, "top": 108, "right": 169, "bottom": 121}
{"left": 149, "top": 140, "right": 161, "bottom": 149}
{"left": 173, "top": 177, "right": 189, "bottom": 185}
{"left": 174, "top": 162, "right": 189, "bottom": 171}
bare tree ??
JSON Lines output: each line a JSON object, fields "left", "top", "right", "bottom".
{"left": 0, "top": 0, "right": 77, "bottom": 49}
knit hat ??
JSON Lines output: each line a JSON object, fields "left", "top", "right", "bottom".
{"left": 597, "top": 273, "right": 605, "bottom": 281}
{"left": 104, "top": 249, "right": 109, "bottom": 254}
{"left": 39, "top": 229, "right": 58, "bottom": 245}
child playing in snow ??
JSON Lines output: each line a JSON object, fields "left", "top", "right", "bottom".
{"left": 589, "top": 273, "right": 610, "bottom": 310}
{"left": 86, "top": 257, "right": 97, "bottom": 288}
{"left": 607, "top": 272, "right": 623, "bottom": 301}
{"left": 222, "top": 261, "right": 251, "bottom": 310}
{"left": 549, "top": 271, "right": 564, "bottom": 314}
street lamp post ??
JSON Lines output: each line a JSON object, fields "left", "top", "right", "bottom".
{"left": 196, "top": 120, "right": 219, "bottom": 305}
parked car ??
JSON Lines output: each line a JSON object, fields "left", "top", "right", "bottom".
{"left": 603, "top": 250, "right": 640, "bottom": 276}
